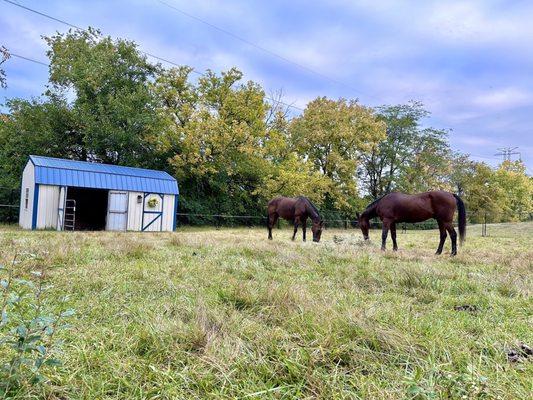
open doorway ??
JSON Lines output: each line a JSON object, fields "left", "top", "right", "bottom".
{"left": 66, "top": 187, "right": 108, "bottom": 230}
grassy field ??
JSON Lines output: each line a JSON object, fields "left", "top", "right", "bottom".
{"left": 0, "top": 222, "right": 532, "bottom": 399}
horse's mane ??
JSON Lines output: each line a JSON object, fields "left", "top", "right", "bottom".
{"left": 364, "top": 194, "right": 386, "bottom": 211}
{"left": 361, "top": 194, "right": 387, "bottom": 217}
{"left": 298, "top": 196, "right": 321, "bottom": 221}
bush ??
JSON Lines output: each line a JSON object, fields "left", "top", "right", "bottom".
{"left": 0, "top": 252, "right": 74, "bottom": 397}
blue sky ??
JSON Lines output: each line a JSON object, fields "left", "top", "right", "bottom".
{"left": 1, "top": 0, "right": 532, "bottom": 172}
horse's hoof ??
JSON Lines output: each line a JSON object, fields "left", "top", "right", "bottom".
{"left": 381, "top": 248, "right": 386, "bottom": 252}
{"left": 393, "top": 248, "right": 398, "bottom": 252}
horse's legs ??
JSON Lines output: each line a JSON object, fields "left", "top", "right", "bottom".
{"left": 445, "top": 222, "right": 458, "bottom": 255}
{"left": 302, "top": 219, "right": 307, "bottom": 242}
{"left": 292, "top": 217, "right": 300, "bottom": 241}
{"left": 268, "top": 213, "right": 278, "bottom": 240}
{"left": 390, "top": 222, "right": 398, "bottom": 251}
{"left": 381, "top": 220, "right": 390, "bottom": 251}
{"left": 435, "top": 220, "right": 447, "bottom": 255}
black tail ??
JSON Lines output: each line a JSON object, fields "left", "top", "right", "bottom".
{"left": 453, "top": 194, "right": 466, "bottom": 244}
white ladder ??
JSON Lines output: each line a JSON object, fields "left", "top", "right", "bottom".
{"left": 64, "top": 199, "right": 76, "bottom": 231}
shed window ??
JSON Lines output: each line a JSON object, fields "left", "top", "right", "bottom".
{"left": 25, "top": 188, "right": 29, "bottom": 209}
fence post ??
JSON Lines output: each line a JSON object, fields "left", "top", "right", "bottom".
{"left": 9, "top": 188, "right": 15, "bottom": 223}
{"left": 344, "top": 219, "right": 348, "bottom": 230}
{"left": 482, "top": 212, "right": 487, "bottom": 237}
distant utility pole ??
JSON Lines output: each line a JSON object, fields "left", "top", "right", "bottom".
{"left": 494, "top": 147, "right": 521, "bottom": 162}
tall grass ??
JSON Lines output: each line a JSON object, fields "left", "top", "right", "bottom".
{"left": 0, "top": 223, "right": 531, "bottom": 399}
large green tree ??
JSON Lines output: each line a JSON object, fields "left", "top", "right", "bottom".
{"left": 45, "top": 28, "right": 165, "bottom": 167}
{"left": 0, "top": 95, "right": 80, "bottom": 188}
{"left": 290, "top": 97, "right": 385, "bottom": 212}
{"left": 360, "top": 101, "right": 450, "bottom": 198}
{"left": 155, "top": 67, "right": 272, "bottom": 216}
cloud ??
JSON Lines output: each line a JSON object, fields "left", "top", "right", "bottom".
{"left": 471, "top": 87, "right": 533, "bottom": 110}
{"left": 1, "top": 0, "right": 532, "bottom": 168}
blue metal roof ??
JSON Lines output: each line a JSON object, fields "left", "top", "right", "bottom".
{"left": 29, "top": 155, "right": 179, "bottom": 195}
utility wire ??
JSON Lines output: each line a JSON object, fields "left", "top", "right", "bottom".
{"left": 3, "top": 0, "right": 82, "bottom": 29}
{"left": 10, "top": 52, "right": 49, "bottom": 66}
{"left": 1, "top": 0, "right": 305, "bottom": 112}
{"left": 155, "top": 0, "right": 380, "bottom": 103}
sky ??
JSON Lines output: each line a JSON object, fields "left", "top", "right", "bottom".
{"left": 1, "top": 0, "right": 532, "bottom": 172}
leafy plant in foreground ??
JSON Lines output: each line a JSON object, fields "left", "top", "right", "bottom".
{"left": 0, "top": 253, "right": 74, "bottom": 397}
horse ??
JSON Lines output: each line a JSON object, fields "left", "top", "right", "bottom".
{"left": 267, "top": 196, "right": 324, "bottom": 242}
{"left": 356, "top": 190, "right": 466, "bottom": 255}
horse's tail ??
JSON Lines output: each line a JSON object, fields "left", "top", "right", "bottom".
{"left": 453, "top": 194, "right": 466, "bottom": 244}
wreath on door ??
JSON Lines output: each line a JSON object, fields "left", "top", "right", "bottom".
{"left": 147, "top": 197, "right": 159, "bottom": 208}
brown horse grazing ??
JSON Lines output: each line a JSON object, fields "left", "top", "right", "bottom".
{"left": 357, "top": 191, "right": 466, "bottom": 255}
{"left": 267, "top": 196, "right": 324, "bottom": 242}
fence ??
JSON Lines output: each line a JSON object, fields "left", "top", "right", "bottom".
{"left": 0, "top": 187, "right": 19, "bottom": 224}
{"left": 0, "top": 186, "right": 531, "bottom": 235}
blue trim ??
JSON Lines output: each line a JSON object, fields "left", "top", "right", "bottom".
{"left": 31, "top": 184, "right": 39, "bottom": 230}
{"left": 160, "top": 195, "right": 164, "bottom": 232}
{"left": 141, "top": 192, "right": 164, "bottom": 231}
{"left": 141, "top": 192, "right": 146, "bottom": 232}
{"left": 173, "top": 195, "right": 178, "bottom": 231}
{"left": 143, "top": 213, "right": 162, "bottom": 231}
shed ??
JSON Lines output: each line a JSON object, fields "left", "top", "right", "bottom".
{"left": 19, "top": 155, "right": 179, "bottom": 232}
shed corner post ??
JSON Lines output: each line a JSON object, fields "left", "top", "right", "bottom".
{"left": 173, "top": 194, "right": 179, "bottom": 231}
{"left": 31, "top": 183, "right": 40, "bottom": 230}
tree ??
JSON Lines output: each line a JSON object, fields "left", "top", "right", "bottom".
{"left": 44, "top": 28, "right": 165, "bottom": 167}
{"left": 0, "top": 95, "right": 80, "bottom": 188}
{"left": 459, "top": 162, "right": 506, "bottom": 223}
{"left": 359, "top": 101, "right": 450, "bottom": 198}
{"left": 255, "top": 110, "right": 331, "bottom": 204}
{"left": 155, "top": 67, "right": 272, "bottom": 216}
{"left": 290, "top": 97, "right": 385, "bottom": 212}
{"left": 493, "top": 160, "right": 532, "bottom": 221}
{"left": 0, "top": 46, "right": 9, "bottom": 89}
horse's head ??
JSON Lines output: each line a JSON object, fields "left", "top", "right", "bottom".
{"left": 356, "top": 212, "right": 370, "bottom": 240}
{"left": 311, "top": 219, "right": 324, "bottom": 242}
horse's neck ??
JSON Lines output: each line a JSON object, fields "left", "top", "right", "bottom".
{"left": 362, "top": 204, "right": 378, "bottom": 220}
{"left": 304, "top": 199, "right": 320, "bottom": 222}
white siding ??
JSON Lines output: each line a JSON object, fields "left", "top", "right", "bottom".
{"left": 162, "top": 195, "right": 176, "bottom": 232}
{"left": 19, "top": 162, "right": 35, "bottom": 229}
{"left": 36, "top": 185, "right": 59, "bottom": 229}
{"left": 127, "top": 192, "right": 143, "bottom": 231}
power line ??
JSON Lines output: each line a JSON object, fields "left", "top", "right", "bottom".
{"left": 1, "top": 0, "right": 305, "bottom": 112}
{"left": 10, "top": 52, "right": 48, "bottom": 66}
{"left": 155, "top": 0, "right": 380, "bottom": 103}
{"left": 3, "top": 0, "right": 82, "bottom": 30}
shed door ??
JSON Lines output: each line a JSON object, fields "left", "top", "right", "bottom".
{"left": 106, "top": 191, "right": 128, "bottom": 231}
{"left": 56, "top": 186, "right": 67, "bottom": 231}
{"left": 142, "top": 193, "right": 163, "bottom": 231}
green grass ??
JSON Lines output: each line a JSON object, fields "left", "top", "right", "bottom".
{"left": 1, "top": 222, "right": 532, "bottom": 399}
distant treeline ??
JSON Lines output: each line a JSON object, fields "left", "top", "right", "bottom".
{"left": 0, "top": 29, "right": 531, "bottom": 222}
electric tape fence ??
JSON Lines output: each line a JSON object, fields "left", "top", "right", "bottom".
{"left": 0, "top": 186, "right": 531, "bottom": 233}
